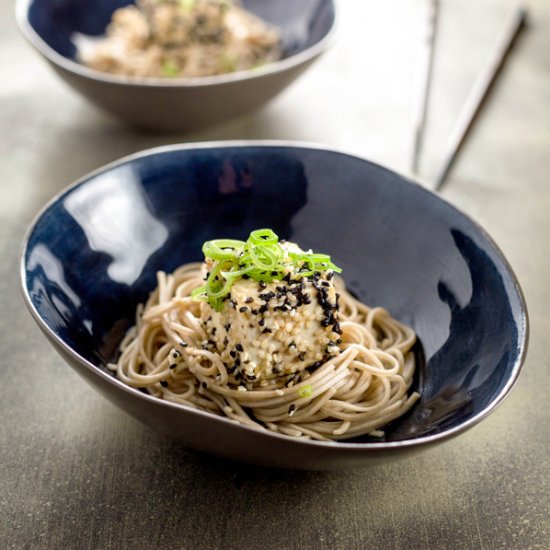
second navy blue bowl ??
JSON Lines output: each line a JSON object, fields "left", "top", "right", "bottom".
{"left": 20, "top": 142, "right": 528, "bottom": 469}
{"left": 16, "top": 0, "right": 336, "bottom": 131}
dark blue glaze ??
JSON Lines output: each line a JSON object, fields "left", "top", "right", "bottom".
{"left": 26, "top": 0, "right": 335, "bottom": 60}
{"left": 22, "top": 144, "right": 528, "bottom": 444}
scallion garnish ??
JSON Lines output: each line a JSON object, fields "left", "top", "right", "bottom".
{"left": 297, "top": 384, "right": 313, "bottom": 398}
{"left": 161, "top": 60, "right": 180, "bottom": 77}
{"left": 191, "top": 229, "right": 342, "bottom": 311}
{"left": 178, "top": 0, "right": 197, "bottom": 12}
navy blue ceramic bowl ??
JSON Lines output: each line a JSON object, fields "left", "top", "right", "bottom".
{"left": 16, "top": 0, "right": 336, "bottom": 131}
{"left": 20, "top": 142, "right": 528, "bottom": 469}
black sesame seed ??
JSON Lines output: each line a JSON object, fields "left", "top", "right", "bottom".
{"left": 239, "top": 306, "right": 248, "bottom": 313}
{"left": 321, "top": 281, "right": 330, "bottom": 287}
{"left": 169, "top": 364, "right": 177, "bottom": 370}
{"left": 245, "top": 297, "right": 254, "bottom": 303}
{"left": 259, "top": 281, "right": 267, "bottom": 289}
{"left": 230, "top": 350, "right": 236, "bottom": 358}
{"left": 201, "top": 382, "right": 207, "bottom": 389}
{"left": 251, "top": 309, "right": 259, "bottom": 315}
{"left": 179, "top": 341, "right": 188, "bottom": 347}
{"left": 236, "top": 344, "right": 243, "bottom": 352}
{"left": 224, "top": 323, "right": 231, "bottom": 331}
{"left": 262, "top": 328, "right": 272, "bottom": 334}
{"left": 327, "top": 271, "right": 334, "bottom": 280}
{"left": 235, "top": 359, "right": 241, "bottom": 367}
{"left": 298, "top": 352, "right": 306, "bottom": 361}
{"left": 259, "top": 318, "right": 265, "bottom": 327}
{"left": 288, "top": 404, "right": 296, "bottom": 413}
{"left": 160, "top": 380, "right": 168, "bottom": 387}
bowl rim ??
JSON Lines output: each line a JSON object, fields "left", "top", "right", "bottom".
{"left": 19, "top": 139, "right": 530, "bottom": 453}
{"left": 15, "top": 0, "right": 338, "bottom": 88}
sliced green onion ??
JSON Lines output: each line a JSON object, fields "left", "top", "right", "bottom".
{"left": 248, "top": 246, "right": 278, "bottom": 271}
{"left": 161, "top": 60, "right": 179, "bottom": 77}
{"left": 248, "top": 229, "right": 279, "bottom": 246}
{"left": 203, "top": 239, "right": 244, "bottom": 260}
{"left": 298, "top": 384, "right": 313, "bottom": 398}
{"left": 178, "top": 0, "right": 197, "bottom": 12}
{"left": 191, "top": 285, "right": 209, "bottom": 302}
{"left": 192, "top": 229, "right": 342, "bottom": 310}
{"left": 220, "top": 265, "right": 252, "bottom": 279}
{"left": 219, "top": 53, "right": 237, "bottom": 73}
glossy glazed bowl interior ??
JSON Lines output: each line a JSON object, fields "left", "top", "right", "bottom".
{"left": 20, "top": 142, "right": 528, "bottom": 470}
{"left": 16, "top": 0, "right": 336, "bottom": 131}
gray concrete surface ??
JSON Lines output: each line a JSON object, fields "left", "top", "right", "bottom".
{"left": 1, "top": 0, "right": 549, "bottom": 548}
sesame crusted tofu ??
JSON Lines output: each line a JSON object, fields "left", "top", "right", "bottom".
{"left": 78, "top": 0, "right": 281, "bottom": 78}
{"left": 201, "top": 270, "right": 342, "bottom": 382}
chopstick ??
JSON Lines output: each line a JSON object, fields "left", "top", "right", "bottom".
{"left": 433, "top": 4, "right": 528, "bottom": 191}
{"left": 411, "top": 0, "right": 439, "bottom": 175}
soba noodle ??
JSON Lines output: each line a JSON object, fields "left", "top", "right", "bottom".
{"left": 109, "top": 262, "right": 419, "bottom": 441}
